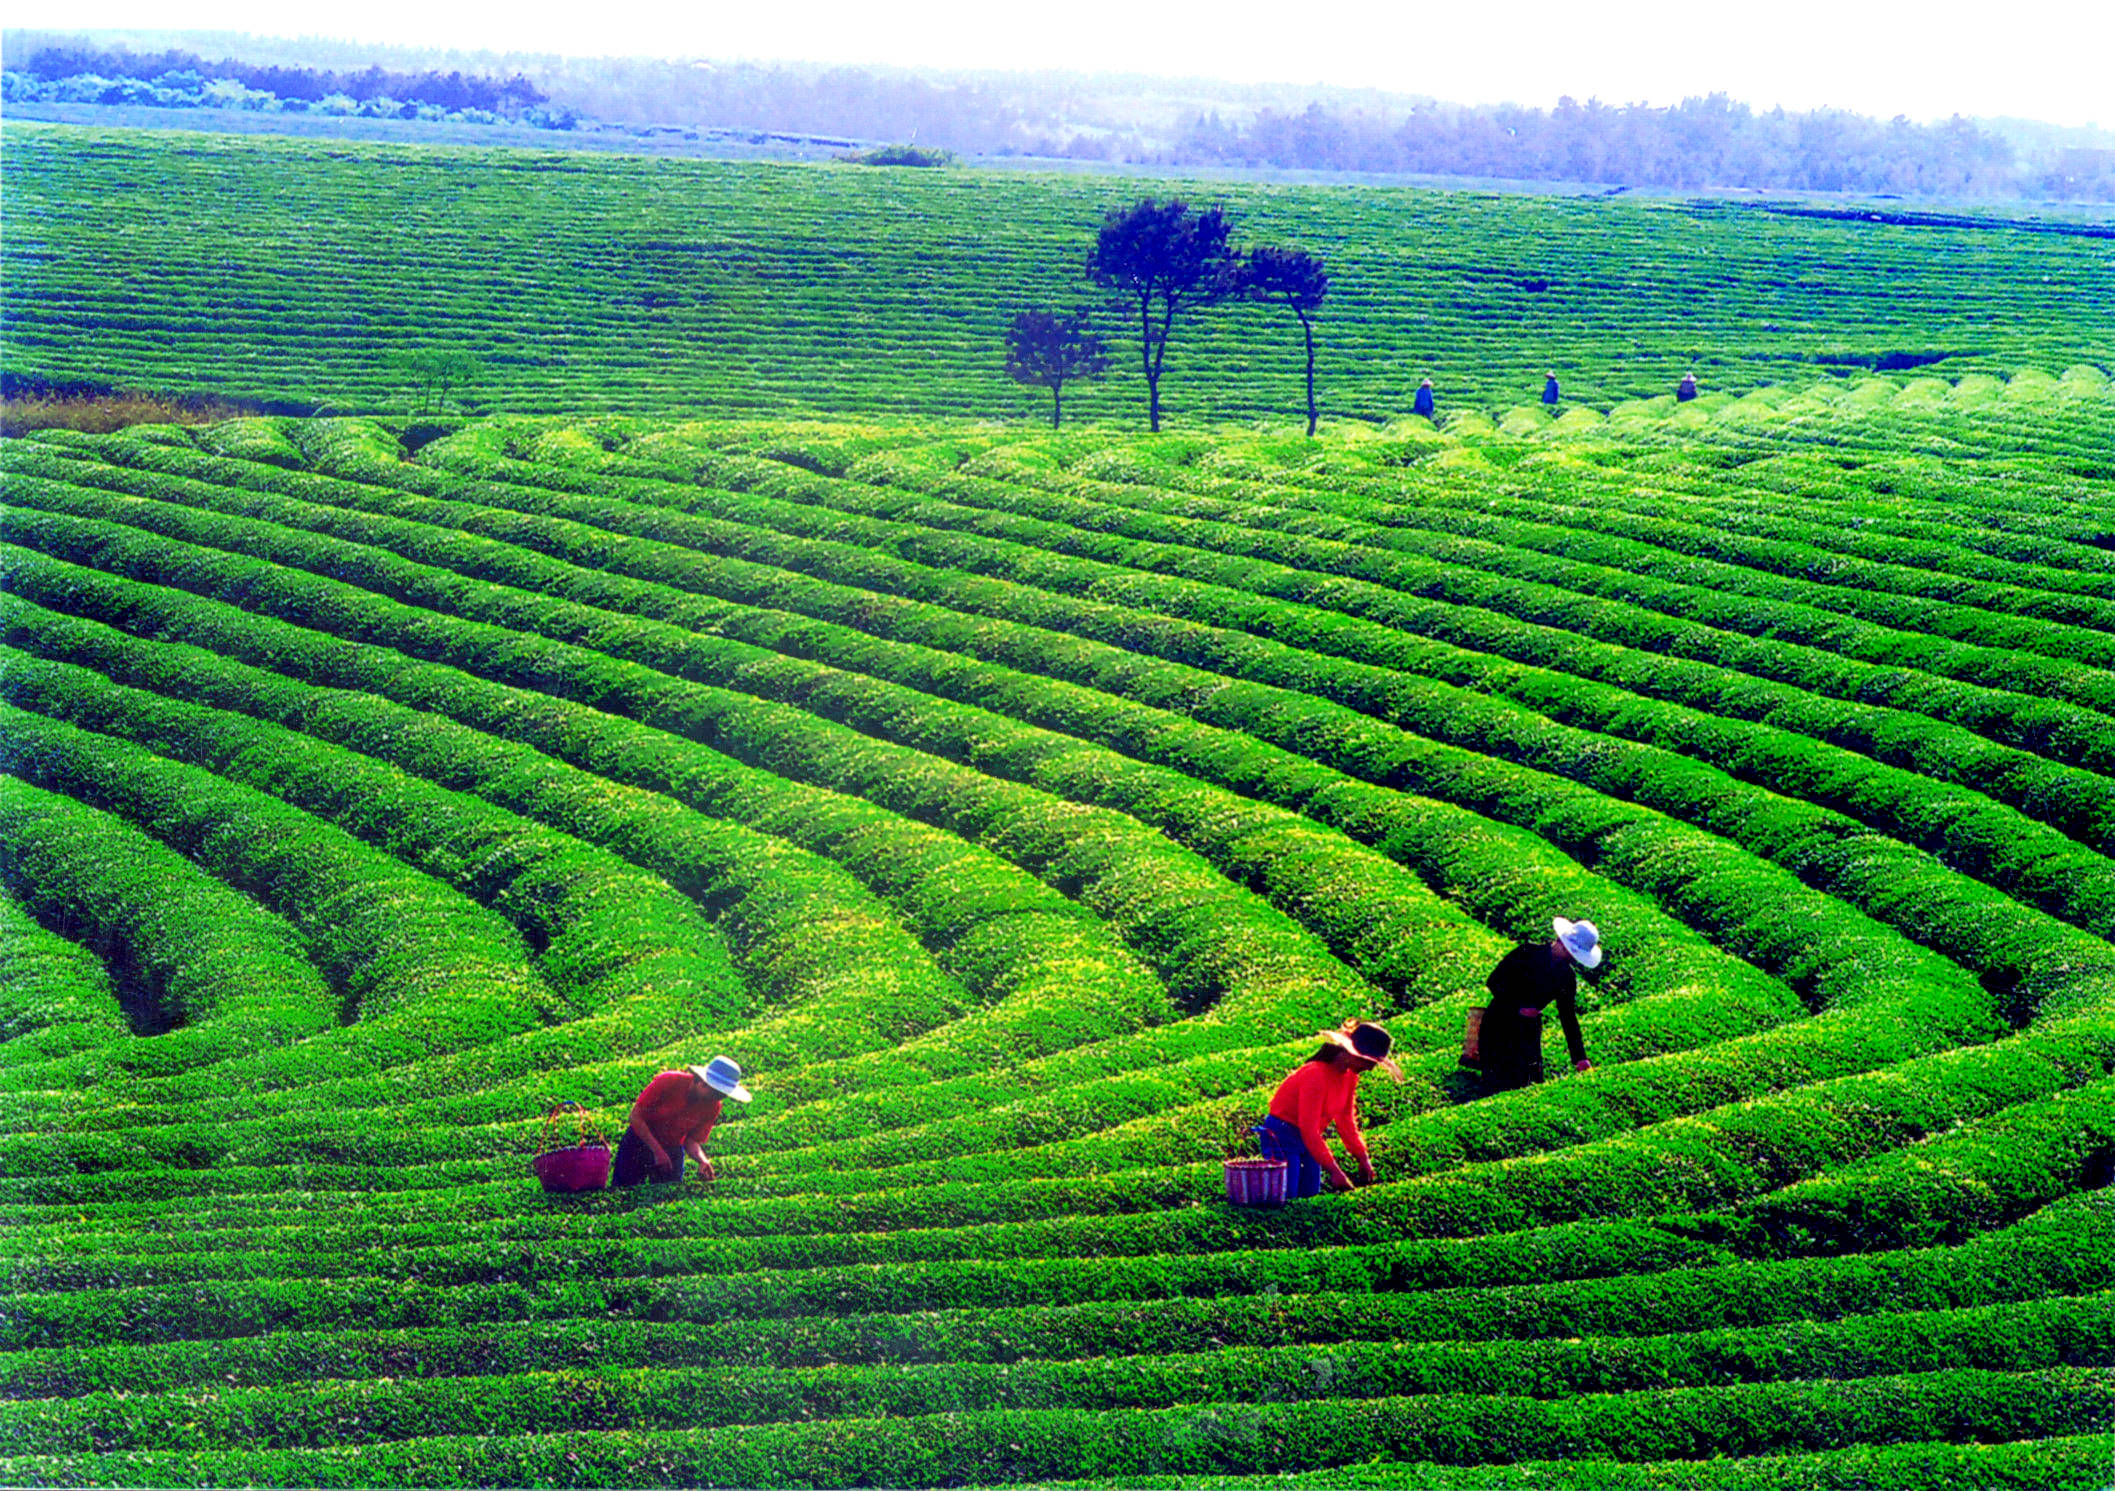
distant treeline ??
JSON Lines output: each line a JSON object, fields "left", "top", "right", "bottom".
{"left": 495, "top": 56, "right": 2115, "bottom": 200}
{"left": 1176, "top": 97, "right": 2036, "bottom": 196}
{"left": 548, "top": 57, "right": 1021, "bottom": 149}
{"left": 7, "top": 41, "right": 547, "bottom": 116}
{"left": 11, "top": 34, "right": 2114, "bottom": 201}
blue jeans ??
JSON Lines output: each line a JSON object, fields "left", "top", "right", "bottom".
{"left": 613, "top": 1130, "right": 683, "bottom": 1186}
{"left": 1257, "top": 1115, "right": 1325, "bottom": 1199}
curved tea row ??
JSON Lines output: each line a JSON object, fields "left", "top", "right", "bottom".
{"left": 1, "top": 379, "right": 2113, "bottom": 1486}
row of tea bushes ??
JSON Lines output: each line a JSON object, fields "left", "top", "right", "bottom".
{"left": 4, "top": 392, "right": 2110, "bottom": 1484}
{"left": 8, "top": 124, "right": 2112, "bottom": 424}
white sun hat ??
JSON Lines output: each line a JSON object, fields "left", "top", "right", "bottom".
{"left": 1553, "top": 917, "right": 1604, "bottom": 970}
{"left": 688, "top": 1056, "right": 753, "bottom": 1103}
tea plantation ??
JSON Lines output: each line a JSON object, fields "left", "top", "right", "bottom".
{"left": 5, "top": 123, "right": 2114, "bottom": 425}
{"left": 2, "top": 369, "right": 2113, "bottom": 1484}
{"left": 4, "top": 119, "right": 2115, "bottom": 1487}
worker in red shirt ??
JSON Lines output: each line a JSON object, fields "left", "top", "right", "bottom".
{"left": 1259, "top": 1020, "right": 1401, "bottom": 1198}
{"left": 613, "top": 1056, "right": 751, "bottom": 1186}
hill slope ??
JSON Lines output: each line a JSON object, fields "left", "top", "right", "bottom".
{"left": 6, "top": 122, "right": 2113, "bottom": 428}
{"left": 1, "top": 376, "right": 2113, "bottom": 1484}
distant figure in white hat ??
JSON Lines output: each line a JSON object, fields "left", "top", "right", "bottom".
{"left": 613, "top": 1056, "right": 752, "bottom": 1186}
{"left": 1473, "top": 918, "right": 1600, "bottom": 1091}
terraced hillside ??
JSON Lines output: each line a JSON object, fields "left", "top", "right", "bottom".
{"left": 1, "top": 370, "right": 2113, "bottom": 1486}
{"left": 6, "top": 122, "right": 2115, "bottom": 427}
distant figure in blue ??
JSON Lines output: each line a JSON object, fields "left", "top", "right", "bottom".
{"left": 1413, "top": 378, "right": 1436, "bottom": 419}
{"left": 1542, "top": 372, "right": 1560, "bottom": 406}
{"left": 1677, "top": 371, "right": 1699, "bottom": 402}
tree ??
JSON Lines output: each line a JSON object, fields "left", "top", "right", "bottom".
{"left": 386, "top": 349, "right": 484, "bottom": 414}
{"left": 1087, "top": 198, "right": 1236, "bottom": 433}
{"left": 1237, "top": 246, "right": 1329, "bottom": 436}
{"left": 1005, "top": 310, "right": 1109, "bottom": 428}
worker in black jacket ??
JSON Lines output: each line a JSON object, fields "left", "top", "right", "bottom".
{"left": 1475, "top": 917, "right": 1601, "bottom": 1090}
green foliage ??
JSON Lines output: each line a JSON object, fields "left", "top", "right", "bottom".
{"left": 384, "top": 349, "right": 485, "bottom": 415}
{"left": 0, "top": 779, "right": 334, "bottom": 1078}
{"left": 841, "top": 143, "right": 958, "bottom": 167}
{"left": 0, "top": 362, "right": 2111, "bottom": 1484}
{"left": 0, "top": 887, "right": 126, "bottom": 1062}
{"left": 7, "top": 125, "right": 2112, "bottom": 427}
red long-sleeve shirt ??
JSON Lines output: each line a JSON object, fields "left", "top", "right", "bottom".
{"left": 628, "top": 1072, "right": 721, "bottom": 1155}
{"left": 1267, "top": 1059, "right": 1368, "bottom": 1176}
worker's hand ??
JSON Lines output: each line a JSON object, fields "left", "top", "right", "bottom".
{"left": 649, "top": 1143, "right": 671, "bottom": 1172}
{"left": 1573, "top": 1059, "right": 1593, "bottom": 1074}
{"left": 1355, "top": 1159, "right": 1376, "bottom": 1188}
{"left": 1326, "top": 1168, "right": 1356, "bottom": 1193}
{"left": 694, "top": 1157, "right": 716, "bottom": 1184}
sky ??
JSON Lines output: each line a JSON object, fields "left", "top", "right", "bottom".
{"left": 32, "top": 0, "right": 2115, "bottom": 128}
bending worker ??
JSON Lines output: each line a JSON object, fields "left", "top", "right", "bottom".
{"left": 1477, "top": 917, "right": 1600, "bottom": 1091}
{"left": 1260, "top": 1019, "right": 1400, "bottom": 1197}
{"left": 614, "top": 1056, "right": 751, "bottom": 1186}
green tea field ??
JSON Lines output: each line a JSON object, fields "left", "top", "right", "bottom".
{"left": 4, "top": 118, "right": 2115, "bottom": 1488}
{"left": 5, "top": 124, "right": 2114, "bottom": 426}
{"left": 3, "top": 369, "right": 2115, "bottom": 1484}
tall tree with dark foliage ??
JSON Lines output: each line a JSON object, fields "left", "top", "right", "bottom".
{"left": 1088, "top": 198, "right": 1236, "bottom": 432}
{"left": 1238, "top": 245, "right": 1329, "bottom": 435}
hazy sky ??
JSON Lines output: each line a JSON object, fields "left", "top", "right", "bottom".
{"left": 49, "top": 0, "right": 2115, "bottom": 127}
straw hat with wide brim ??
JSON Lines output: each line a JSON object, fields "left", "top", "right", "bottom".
{"left": 1554, "top": 916, "right": 1604, "bottom": 970}
{"left": 1316, "top": 1022, "right": 1404, "bottom": 1083}
{"left": 688, "top": 1056, "right": 753, "bottom": 1103}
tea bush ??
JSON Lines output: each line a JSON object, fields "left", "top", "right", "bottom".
{"left": 1, "top": 365, "right": 2111, "bottom": 1485}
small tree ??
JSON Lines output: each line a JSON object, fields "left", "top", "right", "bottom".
{"left": 386, "top": 349, "right": 483, "bottom": 414}
{"left": 1238, "top": 245, "right": 1329, "bottom": 436}
{"left": 1005, "top": 310, "right": 1109, "bottom": 428}
{"left": 1088, "top": 198, "right": 1237, "bottom": 433}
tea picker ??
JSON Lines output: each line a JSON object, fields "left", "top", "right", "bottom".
{"left": 1251, "top": 1019, "right": 1401, "bottom": 1200}
{"left": 1462, "top": 917, "right": 1600, "bottom": 1092}
{"left": 614, "top": 1056, "right": 752, "bottom": 1187}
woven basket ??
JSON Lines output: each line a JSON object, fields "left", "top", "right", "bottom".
{"left": 532, "top": 1101, "right": 611, "bottom": 1194}
{"left": 1224, "top": 1156, "right": 1288, "bottom": 1207}
{"left": 1460, "top": 1005, "right": 1486, "bottom": 1068}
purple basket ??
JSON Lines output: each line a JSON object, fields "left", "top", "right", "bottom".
{"left": 534, "top": 1102, "right": 611, "bottom": 1194}
{"left": 533, "top": 1144, "right": 611, "bottom": 1193}
{"left": 1224, "top": 1157, "right": 1288, "bottom": 1207}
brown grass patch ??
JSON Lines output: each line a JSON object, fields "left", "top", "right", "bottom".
{"left": 1, "top": 389, "right": 260, "bottom": 438}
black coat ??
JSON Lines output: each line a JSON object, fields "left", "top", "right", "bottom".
{"left": 1481, "top": 942, "right": 1588, "bottom": 1085}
